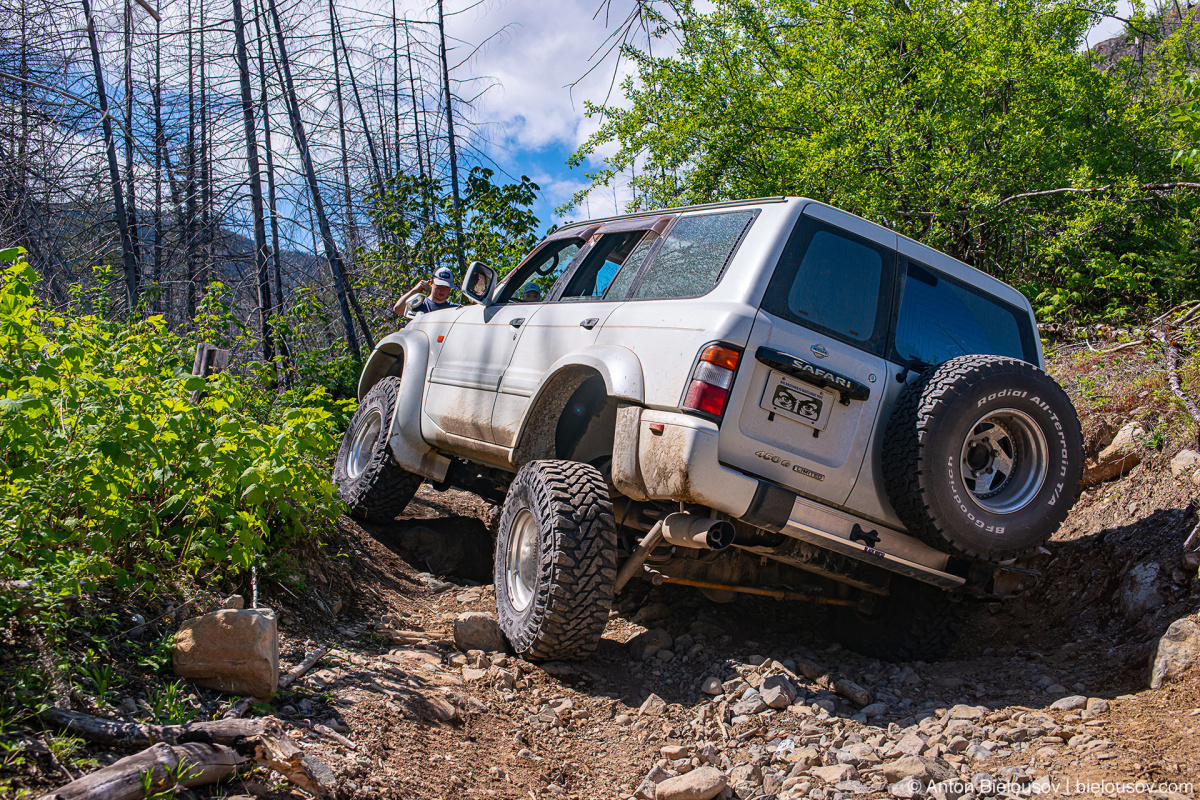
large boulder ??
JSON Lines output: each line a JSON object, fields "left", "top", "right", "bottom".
{"left": 173, "top": 609, "right": 278, "bottom": 697}
{"left": 1150, "top": 616, "right": 1200, "bottom": 689}
{"left": 655, "top": 767, "right": 727, "bottom": 800}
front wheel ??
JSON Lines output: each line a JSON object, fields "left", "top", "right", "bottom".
{"left": 333, "top": 377, "right": 422, "bottom": 523}
{"left": 494, "top": 460, "right": 617, "bottom": 661}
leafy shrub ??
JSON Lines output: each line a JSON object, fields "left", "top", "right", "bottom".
{"left": 0, "top": 251, "right": 350, "bottom": 600}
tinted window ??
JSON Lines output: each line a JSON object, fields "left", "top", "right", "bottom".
{"left": 633, "top": 211, "right": 754, "bottom": 300}
{"left": 761, "top": 217, "right": 894, "bottom": 353}
{"left": 892, "top": 261, "right": 1034, "bottom": 365}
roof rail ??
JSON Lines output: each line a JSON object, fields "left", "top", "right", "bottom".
{"left": 558, "top": 196, "right": 790, "bottom": 230}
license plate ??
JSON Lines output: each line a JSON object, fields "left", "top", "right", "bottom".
{"left": 761, "top": 371, "right": 834, "bottom": 431}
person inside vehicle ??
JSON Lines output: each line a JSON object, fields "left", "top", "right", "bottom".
{"left": 521, "top": 283, "right": 542, "bottom": 302}
{"left": 393, "top": 266, "right": 461, "bottom": 315}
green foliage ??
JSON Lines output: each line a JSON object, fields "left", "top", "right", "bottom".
{"left": 146, "top": 680, "right": 199, "bottom": 725}
{"left": 570, "top": 0, "right": 1200, "bottom": 319}
{"left": 363, "top": 166, "right": 542, "bottom": 318}
{"left": 0, "top": 256, "right": 348, "bottom": 603}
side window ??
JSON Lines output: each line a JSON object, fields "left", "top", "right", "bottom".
{"left": 892, "top": 261, "right": 1035, "bottom": 366}
{"left": 496, "top": 239, "right": 582, "bottom": 303}
{"left": 602, "top": 232, "right": 659, "bottom": 300}
{"left": 762, "top": 217, "right": 894, "bottom": 353}
{"left": 633, "top": 211, "right": 754, "bottom": 300}
{"left": 559, "top": 231, "right": 645, "bottom": 301}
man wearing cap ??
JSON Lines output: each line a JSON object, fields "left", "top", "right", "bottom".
{"left": 393, "top": 266, "right": 461, "bottom": 316}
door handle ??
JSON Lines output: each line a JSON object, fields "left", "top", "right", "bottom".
{"left": 509, "top": 317, "right": 526, "bottom": 328}
{"left": 580, "top": 318, "right": 599, "bottom": 330}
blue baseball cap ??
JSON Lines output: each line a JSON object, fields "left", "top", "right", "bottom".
{"left": 432, "top": 267, "right": 455, "bottom": 288}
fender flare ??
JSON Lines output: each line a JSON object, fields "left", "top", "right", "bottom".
{"left": 512, "top": 345, "right": 644, "bottom": 464}
{"left": 357, "top": 330, "right": 449, "bottom": 481}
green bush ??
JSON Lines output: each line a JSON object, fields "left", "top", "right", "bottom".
{"left": 0, "top": 251, "right": 351, "bottom": 602}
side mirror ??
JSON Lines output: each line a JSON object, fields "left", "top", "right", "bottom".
{"left": 462, "top": 261, "right": 496, "bottom": 305}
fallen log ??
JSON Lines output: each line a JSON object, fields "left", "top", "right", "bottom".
{"left": 41, "top": 708, "right": 264, "bottom": 750}
{"left": 793, "top": 657, "right": 872, "bottom": 707}
{"left": 36, "top": 741, "right": 242, "bottom": 800}
{"left": 39, "top": 711, "right": 334, "bottom": 799}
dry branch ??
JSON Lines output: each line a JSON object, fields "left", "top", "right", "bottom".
{"left": 41, "top": 708, "right": 263, "bottom": 750}
{"left": 1154, "top": 329, "right": 1200, "bottom": 447}
{"left": 36, "top": 741, "right": 243, "bottom": 800}
{"left": 793, "top": 657, "right": 872, "bottom": 707}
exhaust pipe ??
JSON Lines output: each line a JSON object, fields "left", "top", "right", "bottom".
{"left": 662, "top": 512, "right": 735, "bottom": 551}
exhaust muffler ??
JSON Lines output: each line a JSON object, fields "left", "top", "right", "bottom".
{"left": 661, "top": 512, "right": 735, "bottom": 551}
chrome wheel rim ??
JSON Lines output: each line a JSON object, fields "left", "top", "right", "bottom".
{"left": 346, "top": 409, "right": 383, "bottom": 481}
{"left": 506, "top": 509, "right": 539, "bottom": 612}
{"left": 959, "top": 408, "right": 1048, "bottom": 514}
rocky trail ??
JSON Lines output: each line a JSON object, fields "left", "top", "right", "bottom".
{"left": 19, "top": 344, "right": 1200, "bottom": 800}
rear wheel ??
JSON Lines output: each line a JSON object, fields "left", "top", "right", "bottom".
{"left": 829, "top": 578, "right": 967, "bottom": 662}
{"left": 494, "top": 460, "right": 617, "bottom": 661}
{"left": 883, "top": 355, "right": 1083, "bottom": 561}
{"left": 333, "top": 377, "right": 422, "bottom": 523}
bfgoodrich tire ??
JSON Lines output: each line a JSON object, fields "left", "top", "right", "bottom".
{"left": 829, "top": 578, "right": 967, "bottom": 662}
{"left": 494, "top": 460, "right": 617, "bottom": 661}
{"left": 883, "top": 355, "right": 1083, "bottom": 562}
{"left": 333, "top": 377, "right": 422, "bottom": 523}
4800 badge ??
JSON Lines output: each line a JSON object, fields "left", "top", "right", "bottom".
{"left": 754, "top": 450, "right": 826, "bottom": 482}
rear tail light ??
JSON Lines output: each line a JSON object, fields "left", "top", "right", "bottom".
{"left": 682, "top": 344, "right": 742, "bottom": 419}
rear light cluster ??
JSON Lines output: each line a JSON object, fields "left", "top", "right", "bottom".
{"left": 683, "top": 344, "right": 742, "bottom": 418}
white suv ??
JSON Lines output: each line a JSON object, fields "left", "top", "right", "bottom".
{"left": 334, "top": 197, "right": 1082, "bottom": 662}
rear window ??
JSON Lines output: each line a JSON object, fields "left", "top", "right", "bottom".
{"left": 632, "top": 211, "right": 754, "bottom": 300}
{"left": 892, "top": 261, "right": 1037, "bottom": 366}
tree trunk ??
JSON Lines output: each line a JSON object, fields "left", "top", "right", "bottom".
{"left": 199, "top": 2, "right": 211, "bottom": 294}
{"left": 329, "top": 0, "right": 358, "bottom": 254}
{"left": 253, "top": 0, "right": 289, "bottom": 366}
{"left": 437, "top": 0, "right": 466, "bottom": 272}
{"left": 81, "top": 0, "right": 139, "bottom": 311}
{"left": 36, "top": 741, "right": 242, "bottom": 800}
{"left": 185, "top": 0, "right": 197, "bottom": 317}
{"left": 405, "top": 22, "right": 432, "bottom": 227}
{"left": 123, "top": 0, "right": 141, "bottom": 276}
{"left": 232, "top": 0, "right": 274, "bottom": 360}
{"left": 153, "top": 15, "right": 163, "bottom": 316}
{"left": 333, "top": 8, "right": 384, "bottom": 191}
{"left": 265, "top": 0, "right": 361, "bottom": 362}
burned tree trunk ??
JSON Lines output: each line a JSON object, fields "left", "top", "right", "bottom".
{"left": 436, "top": 0, "right": 466, "bottom": 272}
{"left": 265, "top": 0, "right": 361, "bottom": 361}
{"left": 232, "top": 0, "right": 274, "bottom": 360}
{"left": 81, "top": 0, "right": 139, "bottom": 311}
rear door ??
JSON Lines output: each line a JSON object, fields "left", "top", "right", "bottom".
{"left": 721, "top": 206, "right": 897, "bottom": 506}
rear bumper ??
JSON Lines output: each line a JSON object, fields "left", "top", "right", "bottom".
{"left": 612, "top": 404, "right": 965, "bottom": 591}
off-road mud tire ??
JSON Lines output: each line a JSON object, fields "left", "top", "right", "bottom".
{"left": 333, "top": 377, "right": 422, "bottom": 523}
{"left": 829, "top": 578, "right": 968, "bottom": 662}
{"left": 882, "top": 355, "right": 1083, "bottom": 562}
{"left": 494, "top": 460, "right": 617, "bottom": 661}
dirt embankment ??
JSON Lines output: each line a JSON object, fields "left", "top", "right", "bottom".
{"left": 9, "top": 339, "right": 1200, "bottom": 800}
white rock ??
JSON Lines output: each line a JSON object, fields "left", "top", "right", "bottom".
{"left": 655, "top": 766, "right": 727, "bottom": 800}
{"left": 1150, "top": 616, "right": 1200, "bottom": 689}
{"left": 1086, "top": 697, "right": 1109, "bottom": 714}
{"left": 811, "top": 764, "right": 857, "bottom": 783}
{"left": 1118, "top": 562, "right": 1164, "bottom": 620}
{"left": 1170, "top": 449, "right": 1200, "bottom": 478}
{"left": 701, "top": 676, "right": 723, "bottom": 695}
{"left": 639, "top": 693, "right": 668, "bottom": 716}
{"left": 1048, "top": 695, "right": 1087, "bottom": 711}
{"left": 861, "top": 702, "right": 888, "bottom": 718}
{"left": 453, "top": 612, "right": 505, "bottom": 652}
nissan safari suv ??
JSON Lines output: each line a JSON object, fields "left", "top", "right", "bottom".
{"left": 333, "top": 197, "right": 1083, "bottom": 663}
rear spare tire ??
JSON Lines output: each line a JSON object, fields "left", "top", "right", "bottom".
{"left": 494, "top": 460, "right": 617, "bottom": 661}
{"left": 333, "top": 377, "right": 422, "bottom": 523}
{"left": 883, "top": 354, "right": 1082, "bottom": 561}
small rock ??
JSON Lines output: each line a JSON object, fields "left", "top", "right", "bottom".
{"left": 615, "top": 714, "right": 632, "bottom": 726}
{"left": 173, "top": 609, "right": 278, "bottom": 697}
{"left": 635, "top": 765, "right": 672, "bottom": 799}
{"left": 1150, "top": 615, "right": 1200, "bottom": 689}
{"left": 220, "top": 594, "right": 245, "bottom": 610}
{"left": 947, "top": 704, "right": 987, "bottom": 720}
{"left": 1170, "top": 449, "right": 1200, "bottom": 478}
{"left": 1119, "top": 562, "right": 1164, "bottom": 620}
{"left": 639, "top": 693, "right": 668, "bottom": 716}
{"left": 453, "top": 612, "right": 505, "bottom": 652}
{"left": 729, "top": 763, "right": 763, "bottom": 786}
{"left": 1086, "top": 697, "right": 1109, "bottom": 714}
{"left": 118, "top": 697, "right": 137, "bottom": 714}
{"left": 861, "top": 702, "right": 887, "bottom": 719}
{"left": 732, "top": 696, "right": 768, "bottom": 716}
{"left": 628, "top": 628, "right": 674, "bottom": 661}
{"left": 811, "top": 764, "right": 857, "bottom": 783}
{"left": 632, "top": 602, "right": 673, "bottom": 625}
{"left": 787, "top": 746, "right": 821, "bottom": 769}
{"left": 655, "top": 766, "right": 727, "bottom": 800}
{"left": 701, "top": 676, "right": 723, "bottom": 696}
{"left": 1048, "top": 695, "right": 1088, "bottom": 712}
{"left": 891, "top": 777, "right": 927, "bottom": 798}
{"left": 893, "top": 733, "right": 927, "bottom": 757}
{"left": 661, "top": 745, "right": 689, "bottom": 760}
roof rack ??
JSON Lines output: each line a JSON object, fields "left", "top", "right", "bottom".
{"left": 558, "top": 196, "right": 790, "bottom": 230}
